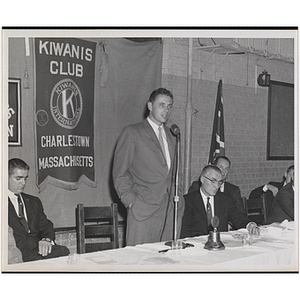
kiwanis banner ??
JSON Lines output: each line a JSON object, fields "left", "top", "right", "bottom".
{"left": 34, "top": 38, "right": 97, "bottom": 190}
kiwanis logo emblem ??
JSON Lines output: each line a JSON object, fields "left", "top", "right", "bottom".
{"left": 50, "top": 79, "right": 83, "bottom": 129}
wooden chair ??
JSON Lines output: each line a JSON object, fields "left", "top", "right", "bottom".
{"left": 243, "top": 194, "right": 267, "bottom": 225}
{"left": 76, "top": 203, "right": 119, "bottom": 254}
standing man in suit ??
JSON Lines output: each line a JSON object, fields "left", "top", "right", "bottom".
{"left": 249, "top": 165, "right": 294, "bottom": 214}
{"left": 8, "top": 158, "right": 70, "bottom": 262}
{"left": 181, "top": 165, "right": 259, "bottom": 238}
{"left": 189, "top": 156, "right": 244, "bottom": 214}
{"left": 113, "top": 88, "right": 184, "bottom": 246}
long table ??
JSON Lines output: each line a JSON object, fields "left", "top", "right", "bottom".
{"left": 4, "top": 222, "right": 298, "bottom": 272}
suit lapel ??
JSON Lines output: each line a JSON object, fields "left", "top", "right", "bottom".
{"left": 165, "top": 127, "right": 175, "bottom": 170}
{"left": 143, "top": 119, "right": 171, "bottom": 172}
{"left": 21, "top": 193, "right": 33, "bottom": 226}
{"left": 224, "top": 182, "right": 229, "bottom": 194}
{"left": 142, "top": 119, "right": 162, "bottom": 151}
{"left": 8, "top": 197, "right": 19, "bottom": 219}
{"left": 8, "top": 197, "right": 28, "bottom": 233}
{"left": 196, "top": 191, "right": 207, "bottom": 220}
{"left": 214, "top": 192, "right": 224, "bottom": 217}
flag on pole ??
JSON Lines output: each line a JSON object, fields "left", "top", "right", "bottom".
{"left": 208, "top": 79, "right": 225, "bottom": 164}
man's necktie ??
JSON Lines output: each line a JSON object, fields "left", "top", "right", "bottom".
{"left": 158, "top": 126, "right": 167, "bottom": 162}
{"left": 15, "top": 194, "right": 30, "bottom": 233}
{"left": 206, "top": 197, "right": 212, "bottom": 226}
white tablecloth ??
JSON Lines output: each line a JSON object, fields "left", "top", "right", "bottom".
{"left": 4, "top": 222, "right": 298, "bottom": 272}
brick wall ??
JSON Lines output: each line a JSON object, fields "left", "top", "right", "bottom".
{"left": 161, "top": 38, "right": 294, "bottom": 198}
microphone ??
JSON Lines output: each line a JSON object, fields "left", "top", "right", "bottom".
{"left": 170, "top": 124, "right": 180, "bottom": 136}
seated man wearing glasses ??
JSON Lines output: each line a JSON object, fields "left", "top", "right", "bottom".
{"left": 180, "top": 165, "right": 259, "bottom": 238}
{"left": 189, "top": 156, "right": 244, "bottom": 214}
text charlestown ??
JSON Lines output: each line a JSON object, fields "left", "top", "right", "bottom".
{"left": 35, "top": 38, "right": 97, "bottom": 190}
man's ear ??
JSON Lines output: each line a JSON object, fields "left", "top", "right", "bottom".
{"left": 199, "top": 175, "right": 204, "bottom": 184}
{"left": 147, "top": 101, "right": 152, "bottom": 112}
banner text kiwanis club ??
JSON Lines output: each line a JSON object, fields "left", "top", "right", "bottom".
{"left": 35, "top": 38, "right": 96, "bottom": 190}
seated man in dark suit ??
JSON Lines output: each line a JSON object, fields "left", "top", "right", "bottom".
{"left": 249, "top": 165, "right": 294, "bottom": 215}
{"left": 181, "top": 165, "right": 259, "bottom": 238}
{"left": 267, "top": 180, "right": 294, "bottom": 224}
{"left": 8, "top": 158, "right": 70, "bottom": 262}
{"left": 189, "top": 156, "right": 245, "bottom": 214}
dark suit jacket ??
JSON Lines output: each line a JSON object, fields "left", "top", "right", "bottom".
{"left": 267, "top": 182, "right": 294, "bottom": 224}
{"left": 8, "top": 192, "right": 55, "bottom": 262}
{"left": 188, "top": 180, "right": 244, "bottom": 213}
{"left": 249, "top": 181, "right": 284, "bottom": 215}
{"left": 180, "top": 190, "right": 251, "bottom": 238}
{"left": 113, "top": 119, "right": 184, "bottom": 246}
{"left": 249, "top": 181, "right": 284, "bottom": 199}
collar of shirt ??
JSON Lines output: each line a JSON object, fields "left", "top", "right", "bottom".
{"left": 219, "top": 182, "right": 225, "bottom": 193}
{"left": 283, "top": 181, "right": 287, "bottom": 187}
{"left": 200, "top": 188, "right": 214, "bottom": 216}
{"left": 8, "top": 190, "right": 28, "bottom": 220}
{"left": 147, "top": 117, "right": 165, "bottom": 138}
{"left": 147, "top": 117, "right": 171, "bottom": 169}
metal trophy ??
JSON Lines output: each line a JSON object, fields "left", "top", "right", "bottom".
{"left": 204, "top": 216, "right": 225, "bottom": 251}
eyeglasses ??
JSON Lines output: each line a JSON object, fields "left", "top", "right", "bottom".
{"left": 203, "top": 175, "right": 224, "bottom": 186}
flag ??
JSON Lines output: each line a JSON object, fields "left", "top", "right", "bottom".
{"left": 208, "top": 80, "right": 225, "bottom": 164}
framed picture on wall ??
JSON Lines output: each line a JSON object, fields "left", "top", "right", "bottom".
{"left": 267, "top": 80, "right": 294, "bottom": 160}
{"left": 8, "top": 78, "right": 22, "bottom": 146}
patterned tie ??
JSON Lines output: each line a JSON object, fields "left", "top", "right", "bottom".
{"left": 158, "top": 126, "right": 167, "bottom": 163}
{"left": 15, "top": 194, "right": 30, "bottom": 233}
{"left": 206, "top": 197, "right": 212, "bottom": 227}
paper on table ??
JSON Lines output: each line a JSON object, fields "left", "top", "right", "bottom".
{"left": 260, "top": 220, "right": 294, "bottom": 237}
{"left": 280, "top": 220, "right": 294, "bottom": 230}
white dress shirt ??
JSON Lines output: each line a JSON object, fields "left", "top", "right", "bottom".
{"left": 8, "top": 189, "right": 28, "bottom": 221}
{"left": 200, "top": 188, "right": 215, "bottom": 217}
{"left": 219, "top": 183, "right": 225, "bottom": 193}
{"left": 147, "top": 117, "right": 171, "bottom": 169}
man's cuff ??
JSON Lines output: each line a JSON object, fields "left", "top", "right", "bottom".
{"left": 41, "top": 237, "right": 55, "bottom": 245}
{"left": 246, "top": 222, "right": 257, "bottom": 232}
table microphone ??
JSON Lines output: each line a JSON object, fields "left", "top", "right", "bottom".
{"left": 204, "top": 216, "right": 225, "bottom": 251}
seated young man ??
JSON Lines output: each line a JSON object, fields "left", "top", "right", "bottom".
{"left": 8, "top": 158, "right": 70, "bottom": 262}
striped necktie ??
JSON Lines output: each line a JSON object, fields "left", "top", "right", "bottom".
{"left": 206, "top": 197, "right": 212, "bottom": 226}
{"left": 158, "top": 126, "right": 167, "bottom": 163}
{"left": 15, "top": 194, "right": 30, "bottom": 233}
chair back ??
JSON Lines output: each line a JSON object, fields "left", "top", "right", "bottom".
{"left": 76, "top": 203, "right": 119, "bottom": 254}
{"left": 243, "top": 194, "right": 267, "bottom": 225}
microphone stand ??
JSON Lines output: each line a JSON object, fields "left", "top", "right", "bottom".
{"left": 160, "top": 125, "right": 194, "bottom": 253}
{"left": 172, "top": 131, "right": 181, "bottom": 248}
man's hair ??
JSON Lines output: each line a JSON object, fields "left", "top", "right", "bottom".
{"left": 200, "top": 165, "right": 222, "bottom": 178}
{"left": 148, "top": 87, "right": 173, "bottom": 103}
{"left": 9, "top": 158, "right": 29, "bottom": 175}
{"left": 213, "top": 155, "right": 231, "bottom": 167}
{"left": 282, "top": 165, "right": 294, "bottom": 182}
